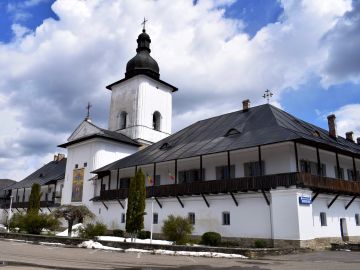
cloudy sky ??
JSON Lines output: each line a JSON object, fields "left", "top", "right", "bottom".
{"left": 0, "top": 0, "right": 359, "bottom": 181}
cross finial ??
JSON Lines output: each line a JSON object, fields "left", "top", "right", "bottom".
{"left": 141, "top": 17, "right": 148, "bottom": 32}
{"left": 263, "top": 89, "right": 274, "bottom": 104}
{"left": 85, "top": 102, "right": 92, "bottom": 120}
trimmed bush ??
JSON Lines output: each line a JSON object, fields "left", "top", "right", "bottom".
{"left": 137, "top": 230, "right": 151, "bottom": 240}
{"left": 162, "top": 215, "right": 193, "bottom": 245}
{"left": 79, "top": 222, "right": 107, "bottom": 239}
{"left": 201, "top": 232, "right": 221, "bottom": 246}
{"left": 9, "top": 212, "right": 59, "bottom": 235}
{"left": 113, "top": 229, "right": 124, "bottom": 237}
{"left": 254, "top": 239, "right": 267, "bottom": 248}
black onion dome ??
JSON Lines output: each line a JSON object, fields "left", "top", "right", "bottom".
{"left": 125, "top": 29, "right": 160, "bottom": 79}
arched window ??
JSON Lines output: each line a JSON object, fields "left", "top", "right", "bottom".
{"left": 153, "top": 111, "right": 161, "bottom": 131}
{"left": 118, "top": 111, "right": 127, "bottom": 130}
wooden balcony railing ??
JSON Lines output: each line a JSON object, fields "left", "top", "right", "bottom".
{"left": 96, "top": 172, "right": 360, "bottom": 201}
{"left": 0, "top": 199, "right": 60, "bottom": 210}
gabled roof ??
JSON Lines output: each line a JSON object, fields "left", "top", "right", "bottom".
{"left": 58, "top": 121, "right": 141, "bottom": 148}
{"left": 94, "top": 104, "right": 360, "bottom": 174}
{"left": 0, "top": 179, "right": 16, "bottom": 190}
{"left": 6, "top": 158, "right": 67, "bottom": 190}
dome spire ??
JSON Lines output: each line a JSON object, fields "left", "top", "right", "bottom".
{"left": 125, "top": 18, "right": 160, "bottom": 79}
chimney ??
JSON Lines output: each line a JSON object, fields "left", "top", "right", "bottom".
{"left": 357, "top": 137, "right": 360, "bottom": 144}
{"left": 346, "top": 131, "right": 354, "bottom": 142}
{"left": 242, "top": 99, "right": 250, "bottom": 111}
{"left": 57, "top": 154, "right": 65, "bottom": 161}
{"left": 327, "top": 114, "right": 337, "bottom": 138}
{"left": 54, "top": 155, "right": 58, "bottom": 161}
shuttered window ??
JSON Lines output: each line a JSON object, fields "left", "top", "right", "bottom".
{"left": 244, "top": 161, "right": 265, "bottom": 177}
{"left": 178, "top": 169, "right": 205, "bottom": 183}
{"left": 320, "top": 212, "right": 327, "bottom": 226}
{"left": 216, "top": 165, "right": 235, "bottom": 180}
{"left": 300, "top": 160, "right": 326, "bottom": 176}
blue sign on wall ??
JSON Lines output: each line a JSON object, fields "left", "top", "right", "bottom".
{"left": 299, "top": 196, "right": 312, "bottom": 205}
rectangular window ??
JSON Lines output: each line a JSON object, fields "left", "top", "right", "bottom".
{"left": 216, "top": 165, "right": 235, "bottom": 180}
{"left": 355, "top": 214, "right": 360, "bottom": 226}
{"left": 101, "top": 184, "right": 106, "bottom": 191}
{"left": 320, "top": 212, "right": 327, "bottom": 226}
{"left": 222, "top": 212, "right": 230, "bottom": 225}
{"left": 153, "top": 213, "right": 158, "bottom": 224}
{"left": 347, "top": 169, "right": 360, "bottom": 181}
{"left": 121, "top": 213, "right": 125, "bottom": 224}
{"left": 188, "top": 212, "right": 195, "bottom": 225}
{"left": 244, "top": 161, "right": 265, "bottom": 177}
{"left": 75, "top": 164, "right": 78, "bottom": 169}
{"left": 300, "top": 160, "right": 326, "bottom": 176}
{"left": 84, "top": 162, "right": 87, "bottom": 167}
{"left": 178, "top": 169, "right": 205, "bottom": 183}
{"left": 119, "top": 178, "right": 130, "bottom": 189}
{"left": 335, "top": 166, "right": 344, "bottom": 179}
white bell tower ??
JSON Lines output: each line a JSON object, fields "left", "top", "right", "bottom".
{"left": 107, "top": 26, "right": 177, "bottom": 145}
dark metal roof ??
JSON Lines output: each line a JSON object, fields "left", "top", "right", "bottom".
{"left": 58, "top": 126, "right": 141, "bottom": 148}
{"left": 0, "top": 179, "right": 16, "bottom": 190}
{"left": 6, "top": 158, "right": 67, "bottom": 190}
{"left": 94, "top": 104, "right": 360, "bottom": 174}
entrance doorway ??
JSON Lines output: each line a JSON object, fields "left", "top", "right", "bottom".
{"left": 340, "top": 218, "right": 349, "bottom": 241}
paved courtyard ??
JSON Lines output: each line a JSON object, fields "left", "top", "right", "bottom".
{"left": 0, "top": 239, "right": 359, "bottom": 270}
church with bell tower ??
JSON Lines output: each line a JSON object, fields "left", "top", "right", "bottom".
{"left": 107, "top": 24, "right": 177, "bottom": 145}
{"left": 59, "top": 24, "right": 176, "bottom": 208}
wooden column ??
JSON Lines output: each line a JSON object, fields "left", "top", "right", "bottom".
{"left": 174, "top": 159, "right": 178, "bottom": 184}
{"left": 16, "top": 189, "right": 19, "bottom": 202}
{"left": 153, "top": 162, "right": 156, "bottom": 186}
{"left": 108, "top": 171, "right": 112, "bottom": 190}
{"left": 227, "top": 151, "right": 231, "bottom": 179}
{"left": 200, "top": 155, "right": 203, "bottom": 181}
{"left": 22, "top": 188, "right": 25, "bottom": 202}
{"left": 336, "top": 153, "right": 341, "bottom": 178}
{"left": 316, "top": 147, "right": 321, "bottom": 176}
{"left": 294, "top": 142, "right": 299, "bottom": 172}
{"left": 258, "top": 146, "right": 263, "bottom": 176}
{"left": 116, "top": 169, "right": 120, "bottom": 189}
{"left": 352, "top": 157, "right": 357, "bottom": 181}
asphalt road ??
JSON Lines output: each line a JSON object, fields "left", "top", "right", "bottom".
{"left": 0, "top": 239, "right": 359, "bottom": 270}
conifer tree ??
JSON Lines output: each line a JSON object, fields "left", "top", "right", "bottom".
{"left": 126, "top": 168, "right": 146, "bottom": 237}
{"left": 27, "top": 183, "right": 42, "bottom": 214}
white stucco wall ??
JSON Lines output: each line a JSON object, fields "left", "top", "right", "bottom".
{"left": 108, "top": 75, "right": 173, "bottom": 143}
{"left": 61, "top": 138, "right": 138, "bottom": 209}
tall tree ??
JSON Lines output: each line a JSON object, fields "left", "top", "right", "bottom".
{"left": 53, "top": 205, "right": 94, "bottom": 237}
{"left": 126, "top": 168, "right": 146, "bottom": 237}
{"left": 27, "top": 183, "right": 42, "bottom": 214}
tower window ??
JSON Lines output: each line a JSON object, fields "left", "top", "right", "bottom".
{"left": 153, "top": 111, "right": 161, "bottom": 131}
{"left": 118, "top": 111, "right": 127, "bottom": 130}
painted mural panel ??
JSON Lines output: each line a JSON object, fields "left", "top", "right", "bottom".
{"left": 72, "top": 168, "right": 84, "bottom": 202}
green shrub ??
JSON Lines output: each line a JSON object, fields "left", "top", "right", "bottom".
{"left": 79, "top": 222, "right": 107, "bottom": 239}
{"left": 113, "top": 229, "right": 124, "bottom": 237}
{"left": 9, "top": 213, "right": 59, "bottom": 235}
{"left": 201, "top": 232, "right": 221, "bottom": 246}
{"left": 137, "top": 230, "right": 151, "bottom": 239}
{"left": 254, "top": 239, "right": 267, "bottom": 248}
{"left": 161, "top": 215, "right": 193, "bottom": 245}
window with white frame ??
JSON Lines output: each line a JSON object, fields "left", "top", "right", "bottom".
{"left": 320, "top": 212, "right": 327, "bottom": 226}
{"left": 153, "top": 111, "right": 161, "bottom": 131}
{"left": 188, "top": 212, "right": 195, "bottom": 225}
{"left": 355, "top": 214, "right": 360, "bottom": 226}
{"left": 222, "top": 212, "right": 230, "bottom": 225}
{"left": 121, "top": 213, "right": 125, "bottom": 223}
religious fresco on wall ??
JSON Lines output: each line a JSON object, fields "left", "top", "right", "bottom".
{"left": 72, "top": 168, "right": 84, "bottom": 202}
